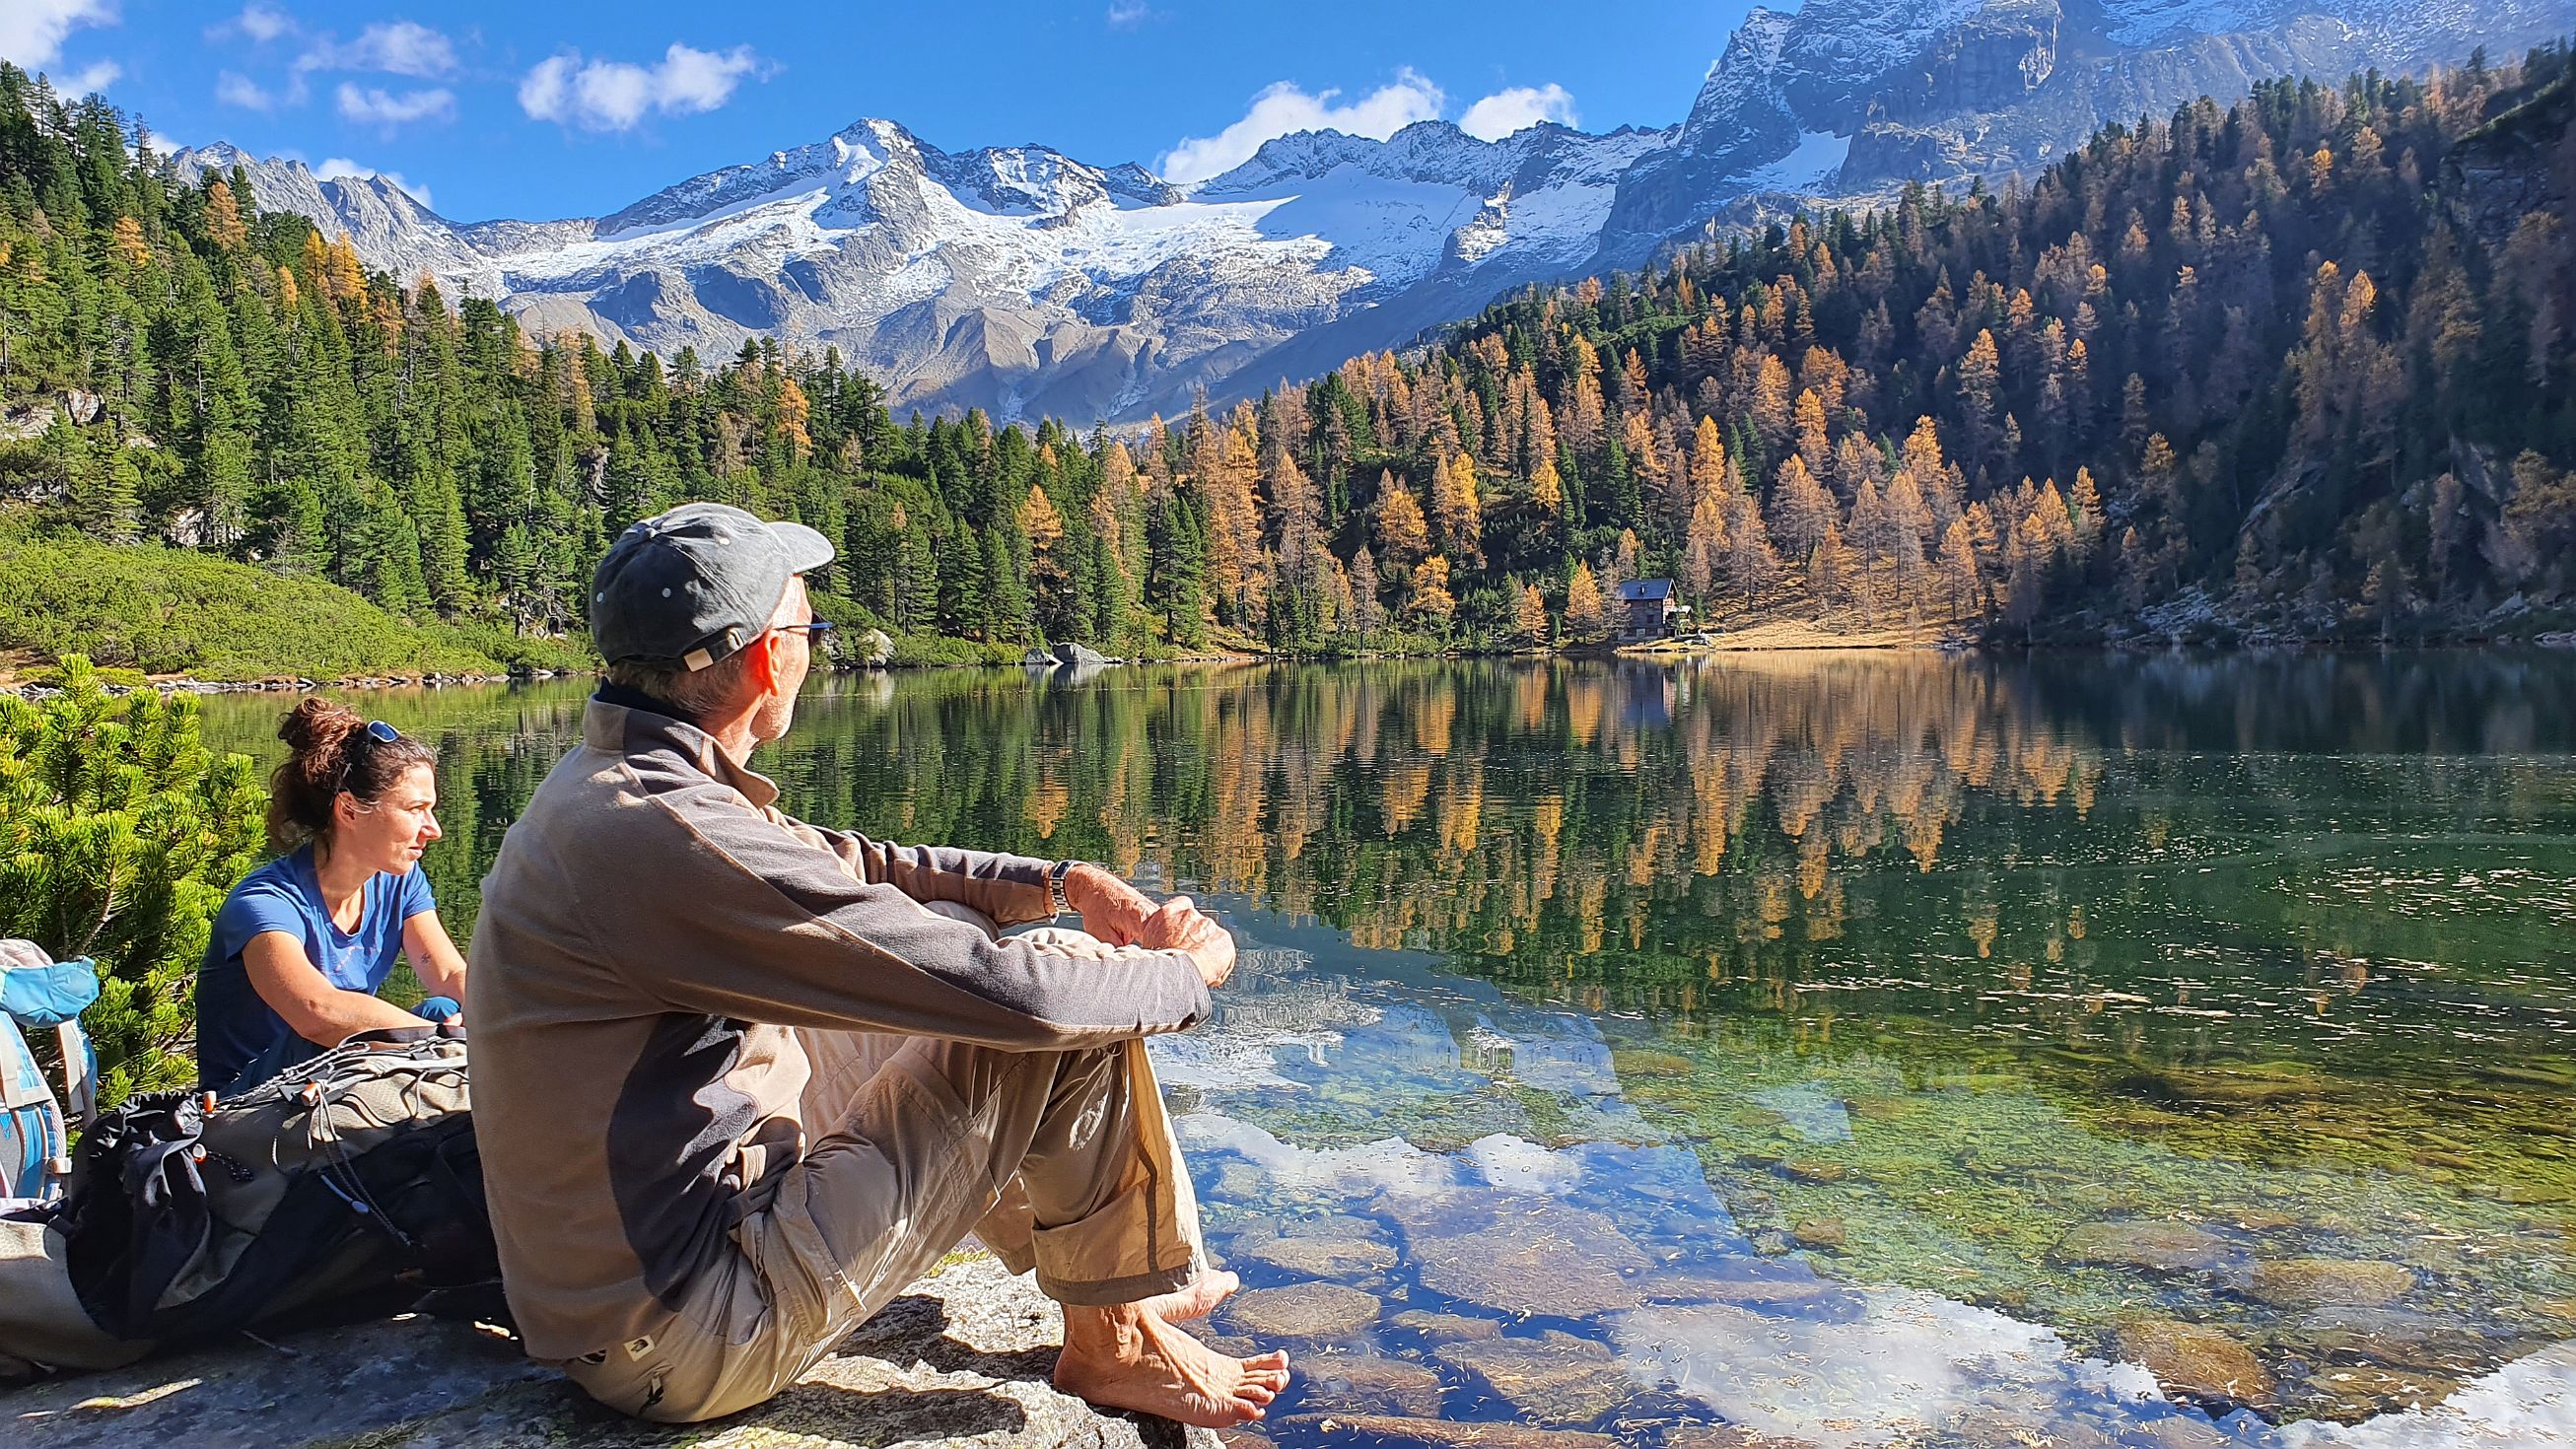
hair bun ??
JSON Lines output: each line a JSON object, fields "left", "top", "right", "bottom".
{"left": 277, "top": 697, "right": 365, "bottom": 755}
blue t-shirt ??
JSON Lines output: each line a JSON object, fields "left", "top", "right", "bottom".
{"left": 194, "top": 846, "right": 436, "bottom": 1093}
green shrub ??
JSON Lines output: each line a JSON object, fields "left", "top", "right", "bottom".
{"left": 0, "top": 525, "right": 511, "bottom": 681}
{"left": 0, "top": 656, "right": 264, "bottom": 1104}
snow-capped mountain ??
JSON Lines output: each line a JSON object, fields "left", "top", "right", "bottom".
{"left": 168, "top": 0, "right": 2572, "bottom": 424}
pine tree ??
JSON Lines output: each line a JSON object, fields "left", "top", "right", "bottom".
{"left": 1374, "top": 471, "right": 1430, "bottom": 569}
{"left": 1564, "top": 560, "right": 1608, "bottom": 643}
{"left": 1512, "top": 579, "right": 1550, "bottom": 646}
{"left": 0, "top": 659, "right": 264, "bottom": 1105}
{"left": 1348, "top": 544, "right": 1386, "bottom": 638}
{"left": 1406, "top": 556, "right": 1457, "bottom": 629}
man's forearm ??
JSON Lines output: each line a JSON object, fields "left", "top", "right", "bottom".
{"left": 837, "top": 831, "right": 1057, "bottom": 926}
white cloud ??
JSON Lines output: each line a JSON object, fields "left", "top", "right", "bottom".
{"left": 205, "top": 3, "right": 293, "bottom": 43}
{"left": 315, "top": 157, "right": 431, "bottom": 211}
{"left": 1159, "top": 68, "right": 1445, "bottom": 186}
{"left": 1105, "top": 1, "right": 1151, "bottom": 27}
{"left": 215, "top": 70, "right": 274, "bottom": 110}
{"left": 298, "top": 20, "right": 456, "bottom": 79}
{"left": 335, "top": 82, "right": 453, "bottom": 127}
{"left": 520, "top": 43, "right": 766, "bottom": 133}
{"left": 57, "top": 58, "right": 118, "bottom": 95}
{"left": 238, "top": 4, "right": 292, "bottom": 41}
{"left": 1459, "top": 83, "right": 1578, "bottom": 141}
{"left": 0, "top": 0, "right": 116, "bottom": 71}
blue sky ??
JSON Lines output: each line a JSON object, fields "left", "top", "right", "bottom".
{"left": 5, "top": 0, "right": 1763, "bottom": 223}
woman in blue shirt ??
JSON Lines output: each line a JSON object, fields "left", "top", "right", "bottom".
{"left": 195, "top": 699, "right": 469, "bottom": 1097}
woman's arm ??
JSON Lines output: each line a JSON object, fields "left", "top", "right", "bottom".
{"left": 401, "top": 910, "right": 468, "bottom": 1003}
{"left": 243, "top": 931, "right": 430, "bottom": 1047}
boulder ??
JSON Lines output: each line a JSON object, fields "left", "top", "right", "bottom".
{"left": 1402, "top": 1202, "right": 1653, "bottom": 1319}
{"left": 1789, "top": 1218, "right": 1846, "bottom": 1251}
{"left": 2287, "top": 1361, "right": 2459, "bottom": 1421}
{"left": 1051, "top": 642, "right": 1114, "bottom": 668}
{"left": 1220, "top": 1282, "right": 1382, "bottom": 1340}
{"left": 1274, "top": 1414, "right": 1617, "bottom": 1447}
{"left": 2245, "top": 1259, "right": 2414, "bottom": 1308}
{"left": 1293, "top": 1353, "right": 1446, "bottom": 1416}
{"left": 2, "top": 1253, "right": 1218, "bottom": 1449}
{"left": 2053, "top": 1220, "right": 2234, "bottom": 1274}
{"left": 1386, "top": 1311, "right": 1505, "bottom": 1343}
{"left": 1637, "top": 1270, "right": 1851, "bottom": 1311}
{"left": 1232, "top": 1235, "right": 1399, "bottom": 1279}
{"left": 853, "top": 627, "right": 894, "bottom": 666}
{"left": 2115, "top": 1319, "right": 2276, "bottom": 1414}
{"left": 1435, "top": 1332, "right": 1635, "bottom": 1427}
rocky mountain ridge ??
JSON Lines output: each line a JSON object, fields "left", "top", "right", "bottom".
{"left": 169, "top": 0, "right": 2575, "bottom": 424}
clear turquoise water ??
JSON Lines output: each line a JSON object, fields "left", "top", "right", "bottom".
{"left": 201, "top": 654, "right": 2576, "bottom": 1446}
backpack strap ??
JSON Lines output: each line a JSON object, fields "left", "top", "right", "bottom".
{"left": 53, "top": 1022, "right": 92, "bottom": 1155}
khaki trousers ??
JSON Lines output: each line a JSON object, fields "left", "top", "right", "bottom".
{"left": 565, "top": 924, "right": 1208, "bottom": 1422}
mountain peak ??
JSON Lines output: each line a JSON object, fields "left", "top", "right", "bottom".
{"left": 170, "top": 0, "right": 2576, "bottom": 425}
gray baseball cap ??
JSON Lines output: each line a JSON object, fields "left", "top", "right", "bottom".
{"left": 591, "top": 503, "right": 835, "bottom": 670}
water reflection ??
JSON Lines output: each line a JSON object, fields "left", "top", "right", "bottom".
{"left": 198, "top": 653, "right": 2576, "bottom": 1443}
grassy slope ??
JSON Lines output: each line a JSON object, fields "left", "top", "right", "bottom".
{"left": 0, "top": 524, "right": 587, "bottom": 681}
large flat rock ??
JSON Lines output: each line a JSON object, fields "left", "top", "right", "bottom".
{"left": 3, "top": 1254, "right": 1216, "bottom": 1449}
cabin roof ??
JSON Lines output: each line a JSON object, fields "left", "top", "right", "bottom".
{"left": 1616, "top": 580, "right": 1675, "bottom": 602}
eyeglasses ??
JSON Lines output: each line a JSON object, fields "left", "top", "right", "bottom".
{"left": 770, "top": 621, "right": 835, "bottom": 645}
{"left": 336, "top": 720, "right": 402, "bottom": 796}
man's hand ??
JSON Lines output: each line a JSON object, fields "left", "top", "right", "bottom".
{"left": 1064, "top": 864, "right": 1235, "bottom": 989}
{"left": 1151, "top": 900, "right": 1236, "bottom": 991}
{"left": 1065, "top": 863, "right": 1157, "bottom": 945}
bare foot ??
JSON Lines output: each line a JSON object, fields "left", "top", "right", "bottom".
{"left": 1140, "top": 1269, "right": 1238, "bottom": 1322}
{"left": 1056, "top": 1300, "right": 1292, "bottom": 1428}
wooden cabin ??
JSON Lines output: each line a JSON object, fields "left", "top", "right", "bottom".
{"left": 1615, "top": 580, "right": 1682, "bottom": 641}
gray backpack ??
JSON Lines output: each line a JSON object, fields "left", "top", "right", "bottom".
{"left": 0, "top": 1026, "right": 498, "bottom": 1380}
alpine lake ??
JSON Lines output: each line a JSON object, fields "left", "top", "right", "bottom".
{"left": 201, "top": 652, "right": 2576, "bottom": 1448}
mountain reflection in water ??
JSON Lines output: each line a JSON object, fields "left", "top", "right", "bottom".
{"left": 202, "top": 652, "right": 2576, "bottom": 1445}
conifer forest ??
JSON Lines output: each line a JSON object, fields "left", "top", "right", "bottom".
{"left": 2, "top": 47, "right": 2574, "bottom": 668}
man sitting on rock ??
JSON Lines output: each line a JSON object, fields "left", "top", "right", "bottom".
{"left": 468, "top": 503, "right": 1288, "bottom": 1427}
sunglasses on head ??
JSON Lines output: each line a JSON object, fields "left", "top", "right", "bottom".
{"left": 336, "top": 720, "right": 404, "bottom": 795}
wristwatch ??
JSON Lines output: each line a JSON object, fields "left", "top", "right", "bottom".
{"left": 1046, "top": 859, "right": 1078, "bottom": 918}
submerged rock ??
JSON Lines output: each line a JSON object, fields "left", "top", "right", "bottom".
{"left": 2115, "top": 1319, "right": 2276, "bottom": 1414}
{"left": 1436, "top": 1332, "right": 1635, "bottom": 1426}
{"left": 1387, "top": 1310, "right": 1505, "bottom": 1343}
{"left": 1401, "top": 1202, "right": 1653, "bottom": 1319}
{"left": 1233, "top": 1235, "right": 1399, "bottom": 1279}
{"left": 2287, "top": 1361, "right": 2461, "bottom": 1421}
{"left": 1638, "top": 1271, "right": 1851, "bottom": 1311}
{"left": 1294, "top": 1353, "right": 1446, "bottom": 1416}
{"left": 1222, "top": 1282, "right": 1382, "bottom": 1340}
{"left": 2246, "top": 1258, "right": 2414, "bottom": 1308}
{"left": 1789, "top": 1217, "right": 1846, "bottom": 1251}
{"left": 2053, "top": 1220, "right": 2233, "bottom": 1274}
{"left": 1273, "top": 1414, "right": 1618, "bottom": 1447}
{"left": 1, "top": 1253, "right": 1218, "bottom": 1448}
{"left": 1662, "top": 1428, "right": 1830, "bottom": 1449}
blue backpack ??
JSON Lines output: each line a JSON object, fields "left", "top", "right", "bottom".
{"left": 0, "top": 943, "right": 99, "bottom": 1205}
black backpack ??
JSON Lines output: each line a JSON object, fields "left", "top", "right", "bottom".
{"left": 43, "top": 1026, "right": 500, "bottom": 1349}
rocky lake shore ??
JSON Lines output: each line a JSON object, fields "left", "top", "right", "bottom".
{"left": 2, "top": 1254, "right": 1221, "bottom": 1449}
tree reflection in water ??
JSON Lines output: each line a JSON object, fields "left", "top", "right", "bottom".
{"left": 202, "top": 653, "right": 2576, "bottom": 1444}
